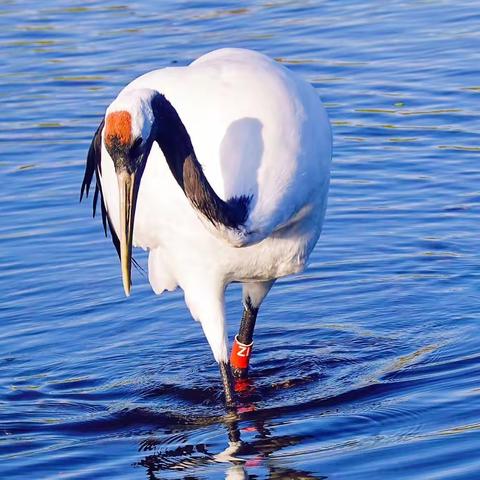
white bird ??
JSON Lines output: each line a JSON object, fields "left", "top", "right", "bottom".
{"left": 81, "top": 48, "right": 332, "bottom": 406}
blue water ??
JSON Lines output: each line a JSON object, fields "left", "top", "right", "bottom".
{"left": 1, "top": 1, "right": 480, "bottom": 478}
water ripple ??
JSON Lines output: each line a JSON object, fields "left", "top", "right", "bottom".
{"left": 2, "top": 0, "right": 480, "bottom": 478}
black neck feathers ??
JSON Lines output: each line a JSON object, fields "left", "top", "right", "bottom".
{"left": 151, "top": 93, "right": 250, "bottom": 230}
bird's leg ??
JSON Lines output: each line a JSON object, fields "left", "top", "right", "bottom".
{"left": 231, "top": 300, "right": 258, "bottom": 379}
{"left": 219, "top": 361, "right": 236, "bottom": 408}
{"left": 186, "top": 284, "right": 236, "bottom": 407}
{"left": 231, "top": 280, "right": 275, "bottom": 379}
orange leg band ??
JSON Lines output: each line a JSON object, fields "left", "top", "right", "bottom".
{"left": 230, "top": 335, "right": 253, "bottom": 370}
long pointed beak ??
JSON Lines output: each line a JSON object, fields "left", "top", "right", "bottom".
{"left": 117, "top": 170, "right": 136, "bottom": 297}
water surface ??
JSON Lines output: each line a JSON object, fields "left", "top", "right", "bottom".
{"left": 1, "top": 1, "right": 480, "bottom": 478}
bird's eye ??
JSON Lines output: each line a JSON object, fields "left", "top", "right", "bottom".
{"left": 132, "top": 137, "right": 143, "bottom": 150}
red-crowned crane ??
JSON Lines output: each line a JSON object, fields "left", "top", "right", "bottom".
{"left": 81, "top": 48, "right": 332, "bottom": 407}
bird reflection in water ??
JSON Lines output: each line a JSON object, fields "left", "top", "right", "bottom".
{"left": 135, "top": 379, "right": 326, "bottom": 480}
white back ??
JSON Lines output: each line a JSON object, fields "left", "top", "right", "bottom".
{"left": 124, "top": 48, "right": 331, "bottom": 240}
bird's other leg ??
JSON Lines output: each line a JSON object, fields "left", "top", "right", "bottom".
{"left": 201, "top": 313, "right": 236, "bottom": 408}
{"left": 185, "top": 284, "right": 236, "bottom": 408}
{"left": 230, "top": 299, "right": 257, "bottom": 380}
{"left": 219, "top": 361, "right": 236, "bottom": 410}
{"left": 231, "top": 280, "right": 275, "bottom": 379}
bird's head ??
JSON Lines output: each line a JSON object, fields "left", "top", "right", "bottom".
{"left": 104, "top": 88, "right": 157, "bottom": 296}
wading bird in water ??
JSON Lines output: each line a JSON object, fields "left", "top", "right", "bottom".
{"left": 81, "top": 48, "right": 332, "bottom": 407}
